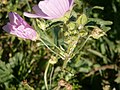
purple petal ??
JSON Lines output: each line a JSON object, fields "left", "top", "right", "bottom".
{"left": 59, "top": 0, "right": 69, "bottom": 11}
{"left": 38, "top": 0, "right": 71, "bottom": 18}
{"left": 24, "top": 28, "right": 37, "bottom": 40}
{"left": 46, "top": 0, "right": 67, "bottom": 16}
{"left": 69, "top": 0, "right": 74, "bottom": 8}
{"left": 24, "top": 0, "right": 74, "bottom": 19}
{"left": 38, "top": 0, "right": 58, "bottom": 18}
{"left": 33, "top": 5, "right": 48, "bottom": 16}
{"left": 8, "top": 12, "right": 19, "bottom": 25}
{"left": 23, "top": 12, "right": 42, "bottom": 18}
{"left": 24, "top": 5, "right": 52, "bottom": 19}
{"left": 9, "top": 12, "right": 28, "bottom": 26}
{"left": 2, "top": 23, "right": 11, "bottom": 33}
{"left": 3, "top": 12, "right": 38, "bottom": 41}
{"left": 38, "top": 0, "right": 63, "bottom": 18}
{"left": 23, "top": 12, "right": 53, "bottom": 19}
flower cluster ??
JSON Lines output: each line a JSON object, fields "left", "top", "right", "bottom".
{"left": 2, "top": 0, "right": 74, "bottom": 40}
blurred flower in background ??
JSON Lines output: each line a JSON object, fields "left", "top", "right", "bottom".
{"left": 0, "top": 0, "right": 7, "bottom": 4}
{"left": 2, "top": 12, "right": 38, "bottom": 41}
{"left": 24, "top": 0, "right": 74, "bottom": 19}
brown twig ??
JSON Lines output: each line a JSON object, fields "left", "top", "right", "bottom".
{"left": 85, "top": 64, "right": 118, "bottom": 77}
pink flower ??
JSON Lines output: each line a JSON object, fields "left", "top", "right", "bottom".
{"left": 2, "top": 12, "right": 38, "bottom": 41}
{"left": 23, "top": 0, "right": 74, "bottom": 19}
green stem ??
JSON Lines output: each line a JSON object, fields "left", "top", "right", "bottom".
{"left": 62, "top": 35, "right": 80, "bottom": 70}
{"left": 49, "top": 66, "right": 54, "bottom": 89}
{"left": 43, "top": 31, "right": 64, "bottom": 55}
{"left": 25, "top": 0, "right": 31, "bottom": 12}
{"left": 62, "top": 35, "right": 91, "bottom": 70}
{"left": 72, "top": 35, "right": 91, "bottom": 59}
{"left": 24, "top": 65, "right": 34, "bottom": 79}
{"left": 72, "top": 35, "right": 91, "bottom": 61}
{"left": 79, "top": 35, "right": 91, "bottom": 51}
{"left": 44, "top": 62, "right": 50, "bottom": 90}
{"left": 62, "top": 58, "right": 69, "bottom": 70}
{"left": 39, "top": 38, "right": 64, "bottom": 59}
{"left": 25, "top": 0, "right": 37, "bottom": 31}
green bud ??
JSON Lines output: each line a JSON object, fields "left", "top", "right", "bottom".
{"left": 67, "top": 22, "right": 76, "bottom": 30}
{"left": 76, "top": 14, "right": 88, "bottom": 26}
{"left": 79, "top": 30, "right": 88, "bottom": 37}
{"left": 36, "top": 19, "right": 46, "bottom": 30}
{"left": 49, "top": 56, "right": 58, "bottom": 65}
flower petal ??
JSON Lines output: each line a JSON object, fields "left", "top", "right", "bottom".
{"left": 9, "top": 12, "right": 28, "bottom": 26}
{"left": 23, "top": 12, "right": 53, "bottom": 19}
{"left": 24, "top": 5, "right": 53, "bottom": 19}
{"left": 9, "top": 12, "right": 19, "bottom": 25}
{"left": 2, "top": 23, "right": 11, "bottom": 33}
{"left": 38, "top": 0, "right": 58, "bottom": 18}
{"left": 69, "top": 0, "right": 74, "bottom": 8}
{"left": 23, "top": 12, "right": 42, "bottom": 18}
{"left": 33, "top": 5, "right": 47, "bottom": 16}
{"left": 3, "top": 12, "right": 38, "bottom": 41}
{"left": 38, "top": 0, "right": 70, "bottom": 19}
{"left": 24, "top": 0, "right": 74, "bottom": 19}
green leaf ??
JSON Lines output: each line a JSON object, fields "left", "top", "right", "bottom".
{"left": 92, "top": 6, "right": 104, "bottom": 10}
{"left": 9, "top": 52, "right": 23, "bottom": 68}
{"left": 115, "top": 76, "right": 120, "bottom": 84}
{"left": 89, "top": 18, "right": 113, "bottom": 26}
{"left": 52, "top": 26, "right": 60, "bottom": 46}
{"left": 87, "top": 49, "right": 105, "bottom": 58}
{"left": 76, "top": 14, "right": 88, "bottom": 26}
{"left": 36, "top": 19, "right": 47, "bottom": 30}
{"left": 0, "top": 61, "right": 13, "bottom": 83}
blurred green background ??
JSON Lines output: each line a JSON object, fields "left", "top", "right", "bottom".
{"left": 0, "top": 0, "right": 120, "bottom": 90}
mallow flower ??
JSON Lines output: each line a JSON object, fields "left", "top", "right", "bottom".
{"left": 23, "top": 0, "right": 74, "bottom": 19}
{"left": 2, "top": 12, "right": 38, "bottom": 41}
